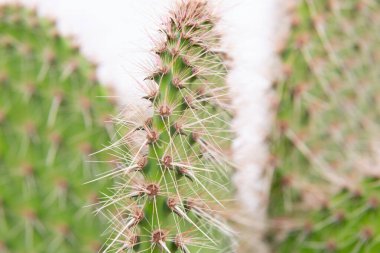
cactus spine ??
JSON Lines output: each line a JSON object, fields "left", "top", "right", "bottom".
{"left": 99, "top": 1, "right": 235, "bottom": 252}
{"left": 268, "top": 0, "right": 380, "bottom": 252}
{"left": 0, "top": 5, "right": 114, "bottom": 252}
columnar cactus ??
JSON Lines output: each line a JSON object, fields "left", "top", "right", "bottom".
{"left": 268, "top": 0, "right": 380, "bottom": 251}
{"left": 99, "top": 1, "right": 235, "bottom": 252}
{"left": 0, "top": 5, "right": 114, "bottom": 253}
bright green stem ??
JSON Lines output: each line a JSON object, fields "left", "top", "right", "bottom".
{"left": 102, "top": 1, "right": 234, "bottom": 252}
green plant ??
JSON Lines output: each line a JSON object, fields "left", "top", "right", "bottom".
{"left": 268, "top": 0, "right": 380, "bottom": 251}
{"left": 0, "top": 5, "right": 114, "bottom": 253}
{"left": 277, "top": 178, "right": 380, "bottom": 253}
{"left": 98, "top": 1, "right": 235, "bottom": 252}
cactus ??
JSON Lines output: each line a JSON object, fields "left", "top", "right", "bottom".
{"left": 98, "top": 1, "right": 235, "bottom": 252}
{"left": 277, "top": 178, "right": 380, "bottom": 253}
{"left": 269, "top": 0, "right": 380, "bottom": 214}
{"left": 268, "top": 0, "right": 380, "bottom": 251}
{"left": 0, "top": 5, "right": 114, "bottom": 253}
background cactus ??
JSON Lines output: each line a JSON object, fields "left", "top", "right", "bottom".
{"left": 268, "top": 0, "right": 380, "bottom": 252}
{"left": 277, "top": 178, "right": 380, "bottom": 252}
{"left": 98, "top": 1, "right": 235, "bottom": 252}
{"left": 0, "top": 5, "right": 114, "bottom": 253}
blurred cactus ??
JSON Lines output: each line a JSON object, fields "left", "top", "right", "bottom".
{"left": 0, "top": 4, "right": 114, "bottom": 253}
{"left": 268, "top": 0, "right": 380, "bottom": 251}
{"left": 277, "top": 178, "right": 380, "bottom": 252}
{"left": 98, "top": 1, "right": 235, "bottom": 252}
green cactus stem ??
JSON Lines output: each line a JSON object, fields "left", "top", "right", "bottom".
{"left": 276, "top": 178, "right": 380, "bottom": 253}
{"left": 0, "top": 4, "right": 115, "bottom": 253}
{"left": 98, "top": 1, "right": 235, "bottom": 252}
{"left": 268, "top": 0, "right": 380, "bottom": 252}
{"left": 269, "top": 0, "right": 380, "bottom": 216}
